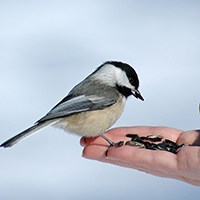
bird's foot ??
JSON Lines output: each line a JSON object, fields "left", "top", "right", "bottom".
{"left": 105, "top": 141, "right": 124, "bottom": 158}
{"left": 99, "top": 134, "right": 124, "bottom": 157}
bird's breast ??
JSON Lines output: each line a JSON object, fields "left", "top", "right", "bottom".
{"left": 54, "top": 96, "right": 126, "bottom": 137}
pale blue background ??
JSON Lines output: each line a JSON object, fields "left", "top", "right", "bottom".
{"left": 0, "top": 1, "right": 200, "bottom": 199}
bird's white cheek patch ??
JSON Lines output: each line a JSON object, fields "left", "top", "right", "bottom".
{"left": 115, "top": 70, "right": 135, "bottom": 90}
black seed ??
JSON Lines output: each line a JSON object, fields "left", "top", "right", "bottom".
{"left": 127, "top": 134, "right": 141, "bottom": 141}
{"left": 156, "top": 143, "right": 167, "bottom": 150}
{"left": 164, "top": 139, "right": 177, "bottom": 148}
{"left": 125, "top": 141, "right": 145, "bottom": 148}
{"left": 126, "top": 134, "right": 145, "bottom": 143}
{"left": 175, "top": 144, "right": 184, "bottom": 153}
{"left": 126, "top": 134, "right": 139, "bottom": 139}
{"left": 116, "top": 141, "right": 124, "bottom": 147}
{"left": 144, "top": 142, "right": 157, "bottom": 150}
{"left": 177, "top": 144, "right": 184, "bottom": 148}
{"left": 141, "top": 135, "right": 163, "bottom": 142}
{"left": 126, "top": 134, "right": 184, "bottom": 154}
{"left": 167, "top": 148, "right": 177, "bottom": 154}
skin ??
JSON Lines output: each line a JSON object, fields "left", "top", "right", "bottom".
{"left": 80, "top": 126, "right": 200, "bottom": 186}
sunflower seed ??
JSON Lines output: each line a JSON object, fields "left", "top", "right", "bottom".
{"left": 125, "top": 141, "right": 145, "bottom": 148}
{"left": 125, "top": 133, "right": 184, "bottom": 154}
{"left": 141, "top": 135, "right": 163, "bottom": 142}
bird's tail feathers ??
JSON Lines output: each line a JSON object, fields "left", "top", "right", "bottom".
{"left": 1, "top": 120, "right": 55, "bottom": 148}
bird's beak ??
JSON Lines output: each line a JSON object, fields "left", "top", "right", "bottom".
{"left": 132, "top": 89, "right": 144, "bottom": 101}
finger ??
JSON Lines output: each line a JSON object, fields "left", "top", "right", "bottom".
{"left": 105, "top": 126, "right": 182, "bottom": 143}
{"left": 83, "top": 144, "right": 187, "bottom": 183}
{"left": 80, "top": 126, "right": 182, "bottom": 147}
{"left": 83, "top": 143, "right": 178, "bottom": 176}
{"left": 80, "top": 127, "right": 130, "bottom": 147}
{"left": 80, "top": 137, "right": 86, "bottom": 147}
{"left": 80, "top": 131, "right": 129, "bottom": 147}
{"left": 108, "top": 145, "right": 178, "bottom": 173}
{"left": 176, "top": 145, "right": 200, "bottom": 173}
{"left": 82, "top": 144, "right": 107, "bottom": 160}
{"left": 80, "top": 126, "right": 152, "bottom": 147}
{"left": 80, "top": 137, "right": 98, "bottom": 147}
{"left": 177, "top": 130, "right": 200, "bottom": 146}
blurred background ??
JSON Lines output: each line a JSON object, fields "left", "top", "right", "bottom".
{"left": 0, "top": 0, "right": 200, "bottom": 199}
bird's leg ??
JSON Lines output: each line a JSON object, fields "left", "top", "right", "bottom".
{"left": 100, "top": 134, "right": 124, "bottom": 157}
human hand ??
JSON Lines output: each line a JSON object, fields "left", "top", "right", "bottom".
{"left": 80, "top": 126, "right": 200, "bottom": 186}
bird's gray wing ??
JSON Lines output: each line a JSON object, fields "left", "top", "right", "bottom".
{"left": 37, "top": 95, "right": 116, "bottom": 123}
{"left": 0, "top": 95, "right": 116, "bottom": 148}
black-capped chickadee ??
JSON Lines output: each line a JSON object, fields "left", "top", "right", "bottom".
{"left": 1, "top": 61, "right": 144, "bottom": 148}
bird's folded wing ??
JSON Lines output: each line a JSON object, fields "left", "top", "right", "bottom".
{"left": 37, "top": 95, "right": 116, "bottom": 123}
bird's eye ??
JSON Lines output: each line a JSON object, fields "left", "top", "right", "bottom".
{"left": 129, "top": 77, "right": 134, "bottom": 85}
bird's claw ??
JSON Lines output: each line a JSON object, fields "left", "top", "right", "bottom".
{"left": 105, "top": 141, "right": 124, "bottom": 157}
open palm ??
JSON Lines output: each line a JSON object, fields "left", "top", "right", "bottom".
{"left": 81, "top": 126, "right": 200, "bottom": 186}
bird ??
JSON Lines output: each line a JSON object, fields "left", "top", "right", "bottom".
{"left": 0, "top": 61, "right": 144, "bottom": 149}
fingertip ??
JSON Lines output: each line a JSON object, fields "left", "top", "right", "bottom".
{"left": 80, "top": 136, "right": 99, "bottom": 147}
{"left": 80, "top": 137, "right": 95, "bottom": 147}
{"left": 82, "top": 144, "right": 108, "bottom": 161}
{"left": 80, "top": 137, "right": 87, "bottom": 147}
{"left": 82, "top": 145, "right": 93, "bottom": 159}
{"left": 177, "top": 130, "right": 200, "bottom": 146}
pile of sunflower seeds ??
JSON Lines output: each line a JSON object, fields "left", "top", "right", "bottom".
{"left": 125, "top": 134, "right": 184, "bottom": 154}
